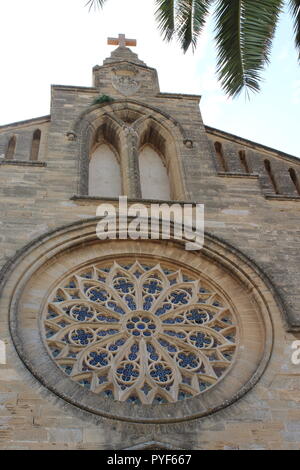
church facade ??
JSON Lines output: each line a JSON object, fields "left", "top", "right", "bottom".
{"left": 0, "top": 39, "right": 300, "bottom": 450}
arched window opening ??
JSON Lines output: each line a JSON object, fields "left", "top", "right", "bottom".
{"left": 139, "top": 145, "right": 171, "bottom": 200}
{"left": 138, "top": 121, "right": 171, "bottom": 200}
{"left": 214, "top": 141, "right": 228, "bottom": 172}
{"left": 289, "top": 168, "right": 300, "bottom": 196}
{"left": 238, "top": 150, "right": 250, "bottom": 173}
{"left": 88, "top": 122, "right": 122, "bottom": 197}
{"left": 30, "top": 129, "right": 41, "bottom": 161}
{"left": 5, "top": 135, "right": 16, "bottom": 160}
{"left": 264, "top": 159, "right": 279, "bottom": 194}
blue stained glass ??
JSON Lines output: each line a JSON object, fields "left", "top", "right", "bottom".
{"left": 170, "top": 291, "right": 189, "bottom": 304}
{"left": 82, "top": 272, "right": 92, "bottom": 279}
{"left": 79, "top": 379, "right": 90, "bottom": 388}
{"left": 150, "top": 353, "right": 159, "bottom": 360}
{"left": 187, "top": 309, "right": 207, "bottom": 324}
{"left": 133, "top": 330, "right": 140, "bottom": 336}
{"left": 53, "top": 294, "right": 64, "bottom": 302}
{"left": 141, "top": 383, "right": 151, "bottom": 395}
{"left": 61, "top": 365, "right": 73, "bottom": 375}
{"left": 125, "top": 295, "right": 136, "bottom": 310}
{"left": 163, "top": 318, "right": 175, "bottom": 324}
{"left": 128, "top": 353, "right": 137, "bottom": 360}
{"left": 89, "top": 351, "right": 108, "bottom": 366}
{"left": 213, "top": 325, "right": 222, "bottom": 331}
{"left": 150, "top": 364, "right": 172, "bottom": 382}
{"left": 72, "top": 306, "right": 93, "bottom": 321}
{"left": 97, "top": 314, "right": 118, "bottom": 323}
{"left": 155, "top": 303, "right": 172, "bottom": 316}
{"left": 147, "top": 343, "right": 154, "bottom": 353}
{"left": 65, "top": 281, "right": 76, "bottom": 288}
{"left": 46, "top": 329, "right": 55, "bottom": 338}
{"left": 137, "top": 323, "right": 145, "bottom": 329}
{"left": 134, "top": 271, "right": 142, "bottom": 278}
{"left": 117, "top": 363, "right": 139, "bottom": 382}
{"left": 178, "top": 353, "right": 198, "bottom": 369}
{"left": 107, "top": 302, "right": 125, "bottom": 315}
{"left": 131, "top": 344, "right": 139, "bottom": 353}
{"left": 116, "top": 339, "right": 126, "bottom": 346}
{"left": 47, "top": 309, "right": 58, "bottom": 319}
{"left": 71, "top": 329, "right": 93, "bottom": 345}
{"left": 143, "top": 296, "right": 153, "bottom": 311}
{"left": 98, "top": 331, "right": 107, "bottom": 337}
{"left": 108, "top": 329, "right": 118, "bottom": 335}
{"left": 114, "top": 279, "right": 134, "bottom": 293}
{"left": 52, "top": 349, "right": 60, "bottom": 357}
{"left": 143, "top": 280, "right": 162, "bottom": 294}
{"left": 190, "top": 332, "right": 211, "bottom": 348}
{"left": 89, "top": 288, "right": 108, "bottom": 302}
{"left": 199, "top": 287, "right": 208, "bottom": 293}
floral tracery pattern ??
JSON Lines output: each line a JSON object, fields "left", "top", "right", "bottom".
{"left": 43, "top": 260, "right": 238, "bottom": 404}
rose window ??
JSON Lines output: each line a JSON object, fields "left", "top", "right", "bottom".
{"left": 43, "top": 260, "right": 238, "bottom": 404}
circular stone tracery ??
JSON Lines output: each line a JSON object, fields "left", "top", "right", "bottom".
{"left": 43, "top": 259, "right": 238, "bottom": 405}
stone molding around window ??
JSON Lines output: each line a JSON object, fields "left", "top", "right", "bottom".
{"left": 1, "top": 218, "right": 281, "bottom": 424}
{"left": 69, "top": 100, "right": 188, "bottom": 200}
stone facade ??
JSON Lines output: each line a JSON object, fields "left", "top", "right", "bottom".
{"left": 0, "top": 44, "right": 299, "bottom": 450}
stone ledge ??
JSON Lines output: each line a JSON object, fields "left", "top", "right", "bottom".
{"left": 265, "top": 194, "right": 300, "bottom": 201}
{"left": 218, "top": 172, "right": 259, "bottom": 179}
{"left": 0, "top": 160, "right": 47, "bottom": 167}
{"left": 71, "top": 195, "right": 200, "bottom": 205}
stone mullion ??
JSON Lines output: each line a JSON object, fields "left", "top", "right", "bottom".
{"left": 122, "top": 126, "right": 142, "bottom": 198}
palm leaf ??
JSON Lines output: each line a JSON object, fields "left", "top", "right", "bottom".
{"left": 85, "top": 0, "right": 108, "bottom": 11}
{"left": 155, "top": 0, "right": 176, "bottom": 41}
{"left": 290, "top": 0, "right": 300, "bottom": 60}
{"left": 215, "top": 0, "right": 284, "bottom": 98}
{"left": 175, "top": 0, "right": 212, "bottom": 52}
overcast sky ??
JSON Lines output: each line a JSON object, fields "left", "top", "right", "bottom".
{"left": 0, "top": 0, "right": 299, "bottom": 157}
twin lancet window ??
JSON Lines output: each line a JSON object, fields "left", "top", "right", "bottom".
{"left": 88, "top": 119, "right": 171, "bottom": 200}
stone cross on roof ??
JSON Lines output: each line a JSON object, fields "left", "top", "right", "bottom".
{"left": 107, "top": 34, "right": 137, "bottom": 48}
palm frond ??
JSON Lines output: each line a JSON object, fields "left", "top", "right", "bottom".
{"left": 176, "top": 0, "right": 212, "bottom": 52}
{"left": 155, "top": 0, "right": 176, "bottom": 41}
{"left": 214, "top": 0, "right": 284, "bottom": 98}
{"left": 85, "top": 0, "right": 108, "bottom": 11}
{"left": 289, "top": 0, "right": 300, "bottom": 60}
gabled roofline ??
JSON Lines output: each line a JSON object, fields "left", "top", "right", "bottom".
{"left": 0, "top": 115, "right": 51, "bottom": 131}
{"left": 205, "top": 125, "right": 300, "bottom": 165}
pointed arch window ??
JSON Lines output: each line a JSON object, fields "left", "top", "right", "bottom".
{"left": 138, "top": 121, "right": 171, "bottom": 200}
{"left": 5, "top": 135, "right": 16, "bottom": 160}
{"left": 89, "top": 144, "right": 122, "bottom": 197}
{"left": 88, "top": 122, "right": 122, "bottom": 197}
{"left": 30, "top": 129, "right": 41, "bottom": 161}
{"left": 139, "top": 145, "right": 171, "bottom": 200}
